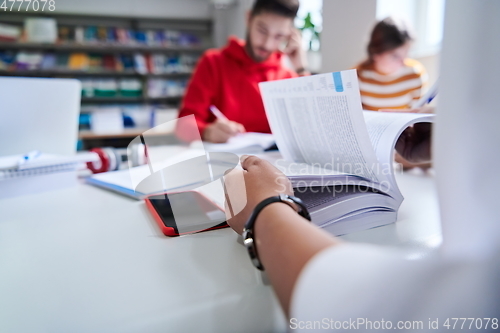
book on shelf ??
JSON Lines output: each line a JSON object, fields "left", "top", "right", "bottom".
{"left": 0, "top": 23, "right": 21, "bottom": 42}
{"left": 258, "top": 69, "right": 434, "bottom": 236}
{"left": 0, "top": 16, "right": 203, "bottom": 48}
{"left": 41, "top": 53, "right": 56, "bottom": 69}
{"left": 24, "top": 18, "right": 57, "bottom": 43}
{"left": 55, "top": 24, "right": 201, "bottom": 47}
{"left": 0, "top": 51, "right": 15, "bottom": 69}
{"left": 0, "top": 49, "right": 195, "bottom": 75}
{"left": 68, "top": 53, "right": 90, "bottom": 70}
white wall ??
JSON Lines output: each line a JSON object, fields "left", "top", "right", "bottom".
{"left": 54, "top": 0, "right": 212, "bottom": 19}
{"left": 321, "top": 0, "right": 377, "bottom": 72}
{"left": 434, "top": 0, "right": 500, "bottom": 258}
{"left": 213, "top": 0, "right": 253, "bottom": 47}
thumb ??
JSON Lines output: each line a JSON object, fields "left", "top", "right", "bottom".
{"left": 240, "top": 155, "right": 263, "bottom": 171}
{"left": 223, "top": 167, "right": 247, "bottom": 220}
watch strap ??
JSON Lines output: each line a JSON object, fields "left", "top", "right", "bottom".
{"left": 242, "top": 194, "right": 311, "bottom": 270}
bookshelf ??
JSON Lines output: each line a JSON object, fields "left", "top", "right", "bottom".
{"left": 0, "top": 41, "right": 207, "bottom": 53}
{"left": 0, "top": 12, "right": 212, "bottom": 149}
{"left": 0, "top": 68, "right": 192, "bottom": 77}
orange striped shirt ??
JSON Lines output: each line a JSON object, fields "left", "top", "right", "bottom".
{"left": 355, "top": 58, "right": 428, "bottom": 111}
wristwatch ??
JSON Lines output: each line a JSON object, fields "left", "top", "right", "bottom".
{"left": 242, "top": 194, "right": 311, "bottom": 270}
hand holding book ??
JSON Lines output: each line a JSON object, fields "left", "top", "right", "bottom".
{"left": 258, "top": 69, "right": 435, "bottom": 235}
{"left": 223, "top": 155, "right": 294, "bottom": 235}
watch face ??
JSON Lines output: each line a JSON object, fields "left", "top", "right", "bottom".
{"left": 242, "top": 229, "right": 253, "bottom": 247}
{"left": 242, "top": 230, "right": 263, "bottom": 270}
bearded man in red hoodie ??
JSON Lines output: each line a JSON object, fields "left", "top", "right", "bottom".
{"left": 176, "top": 0, "right": 309, "bottom": 143}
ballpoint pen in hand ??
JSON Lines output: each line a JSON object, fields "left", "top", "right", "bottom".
{"left": 209, "top": 105, "right": 229, "bottom": 121}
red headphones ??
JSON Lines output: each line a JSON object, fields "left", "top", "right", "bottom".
{"left": 86, "top": 144, "right": 146, "bottom": 174}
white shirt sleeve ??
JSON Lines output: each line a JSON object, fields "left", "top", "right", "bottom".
{"left": 290, "top": 243, "right": 499, "bottom": 332}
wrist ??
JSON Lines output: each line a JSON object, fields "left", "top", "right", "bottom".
{"left": 242, "top": 194, "right": 311, "bottom": 270}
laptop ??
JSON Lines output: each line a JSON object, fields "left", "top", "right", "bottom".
{"left": 0, "top": 77, "right": 81, "bottom": 156}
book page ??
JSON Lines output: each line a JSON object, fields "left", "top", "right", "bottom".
{"left": 190, "top": 132, "right": 275, "bottom": 153}
{"left": 296, "top": 185, "right": 374, "bottom": 210}
{"left": 363, "top": 111, "right": 434, "bottom": 167}
{"left": 363, "top": 111, "right": 434, "bottom": 200}
{"left": 257, "top": 151, "right": 347, "bottom": 177}
{"left": 259, "top": 70, "right": 384, "bottom": 184}
{"left": 88, "top": 150, "right": 238, "bottom": 198}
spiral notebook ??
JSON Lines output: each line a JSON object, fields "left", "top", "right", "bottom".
{"left": 0, "top": 153, "right": 92, "bottom": 199}
{"left": 0, "top": 164, "right": 79, "bottom": 180}
{"left": 0, "top": 153, "right": 94, "bottom": 174}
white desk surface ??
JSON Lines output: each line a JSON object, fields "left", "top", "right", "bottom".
{"left": 0, "top": 148, "right": 441, "bottom": 333}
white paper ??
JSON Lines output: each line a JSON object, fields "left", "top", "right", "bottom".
{"left": 0, "top": 153, "right": 97, "bottom": 171}
{"left": 259, "top": 70, "right": 382, "bottom": 183}
{"left": 91, "top": 107, "right": 124, "bottom": 134}
{"left": 363, "top": 111, "right": 434, "bottom": 167}
{"left": 0, "top": 170, "right": 77, "bottom": 199}
{"left": 191, "top": 132, "right": 275, "bottom": 154}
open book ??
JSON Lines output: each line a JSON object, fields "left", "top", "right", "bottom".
{"left": 259, "top": 69, "right": 434, "bottom": 235}
{"left": 190, "top": 132, "right": 275, "bottom": 154}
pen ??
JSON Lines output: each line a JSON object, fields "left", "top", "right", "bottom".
{"left": 209, "top": 105, "right": 244, "bottom": 135}
{"left": 209, "top": 105, "right": 229, "bottom": 121}
{"left": 18, "top": 150, "right": 41, "bottom": 165}
{"left": 412, "top": 80, "right": 438, "bottom": 108}
{"left": 426, "top": 91, "right": 437, "bottom": 104}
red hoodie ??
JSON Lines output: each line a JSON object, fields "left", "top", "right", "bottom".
{"left": 176, "top": 37, "right": 297, "bottom": 142}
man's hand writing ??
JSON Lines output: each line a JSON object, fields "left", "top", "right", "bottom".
{"left": 202, "top": 119, "right": 245, "bottom": 143}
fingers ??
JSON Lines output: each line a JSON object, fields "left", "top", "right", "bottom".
{"left": 236, "top": 123, "right": 246, "bottom": 133}
{"left": 413, "top": 122, "right": 432, "bottom": 133}
{"left": 240, "top": 155, "right": 293, "bottom": 193}
{"left": 208, "top": 129, "right": 232, "bottom": 143}
{"left": 288, "top": 28, "right": 301, "bottom": 43}
{"left": 203, "top": 119, "right": 245, "bottom": 143}
{"left": 240, "top": 154, "right": 250, "bottom": 165}
{"left": 215, "top": 119, "right": 245, "bottom": 135}
{"left": 283, "top": 29, "right": 301, "bottom": 55}
{"left": 417, "top": 105, "right": 435, "bottom": 114}
{"left": 240, "top": 155, "right": 264, "bottom": 170}
{"left": 283, "top": 40, "right": 296, "bottom": 54}
{"left": 240, "top": 155, "right": 285, "bottom": 175}
{"left": 226, "top": 121, "right": 243, "bottom": 135}
{"left": 395, "top": 124, "right": 432, "bottom": 163}
{"left": 215, "top": 119, "right": 239, "bottom": 136}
